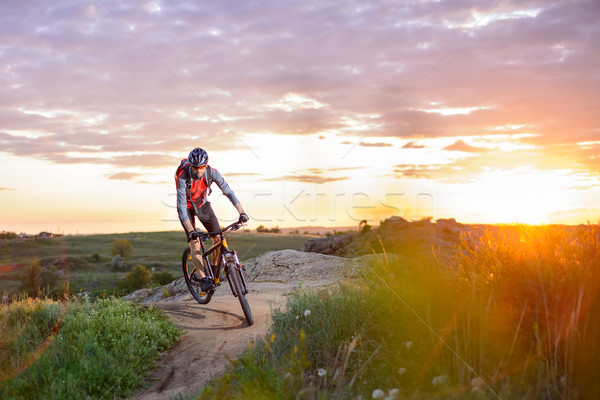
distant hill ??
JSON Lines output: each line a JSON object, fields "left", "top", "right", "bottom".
{"left": 276, "top": 226, "right": 358, "bottom": 236}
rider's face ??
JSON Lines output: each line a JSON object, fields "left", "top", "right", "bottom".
{"left": 192, "top": 165, "right": 206, "bottom": 177}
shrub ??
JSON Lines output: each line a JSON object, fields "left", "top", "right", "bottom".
{"left": 40, "top": 255, "right": 89, "bottom": 271}
{"left": 19, "top": 259, "right": 41, "bottom": 297}
{"left": 119, "top": 264, "right": 151, "bottom": 293}
{"left": 111, "top": 239, "right": 132, "bottom": 258}
{"left": 0, "top": 231, "right": 17, "bottom": 240}
{"left": 256, "top": 225, "right": 281, "bottom": 233}
{"left": 359, "top": 219, "right": 372, "bottom": 234}
{"left": 152, "top": 270, "right": 176, "bottom": 286}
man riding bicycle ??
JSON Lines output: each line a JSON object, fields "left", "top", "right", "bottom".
{"left": 175, "top": 147, "right": 249, "bottom": 292}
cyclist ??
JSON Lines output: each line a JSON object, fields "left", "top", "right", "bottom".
{"left": 175, "top": 147, "right": 249, "bottom": 292}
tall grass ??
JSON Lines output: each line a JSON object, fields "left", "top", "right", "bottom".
{"left": 195, "top": 224, "right": 600, "bottom": 399}
{"left": 0, "top": 296, "right": 181, "bottom": 399}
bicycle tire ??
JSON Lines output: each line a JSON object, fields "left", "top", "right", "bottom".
{"left": 227, "top": 261, "right": 254, "bottom": 325}
{"left": 182, "top": 248, "right": 213, "bottom": 304}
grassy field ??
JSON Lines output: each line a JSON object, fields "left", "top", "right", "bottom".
{"left": 0, "top": 230, "right": 312, "bottom": 297}
{"left": 0, "top": 296, "right": 181, "bottom": 399}
{"left": 196, "top": 224, "right": 600, "bottom": 399}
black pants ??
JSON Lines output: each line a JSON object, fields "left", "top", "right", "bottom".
{"left": 182, "top": 202, "right": 220, "bottom": 239}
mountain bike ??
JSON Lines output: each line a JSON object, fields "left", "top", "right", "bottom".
{"left": 181, "top": 221, "right": 254, "bottom": 326}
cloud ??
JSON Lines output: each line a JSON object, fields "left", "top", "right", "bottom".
{"left": 223, "top": 172, "right": 262, "bottom": 178}
{"left": 443, "top": 140, "right": 488, "bottom": 153}
{"left": 273, "top": 175, "right": 349, "bottom": 184}
{"left": 358, "top": 142, "right": 394, "bottom": 148}
{"left": 402, "top": 141, "right": 425, "bottom": 149}
{"left": 0, "top": 187, "right": 15, "bottom": 191}
{"left": 107, "top": 172, "right": 142, "bottom": 181}
{"left": 0, "top": 0, "right": 597, "bottom": 178}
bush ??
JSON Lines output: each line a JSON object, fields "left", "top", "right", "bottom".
{"left": 40, "top": 255, "right": 89, "bottom": 271}
{"left": 19, "top": 259, "right": 65, "bottom": 298}
{"left": 0, "top": 231, "right": 17, "bottom": 240}
{"left": 256, "top": 225, "right": 281, "bottom": 234}
{"left": 111, "top": 239, "right": 132, "bottom": 258}
{"left": 359, "top": 219, "right": 372, "bottom": 234}
{"left": 152, "top": 270, "right": 176, "bottom": 286}
{"left": 119, "top": 264, "right": 151, "bottom": 293}
{"left": 19, "top": 259, "right": 42, "bottom": 297}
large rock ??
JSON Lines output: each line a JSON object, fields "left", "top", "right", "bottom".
{"left": 244, "top": 249, "right": 361, "bottom": 282}
{"left": 123, "top": 250, "right": 362, "bottom": 303}
{"left": 302, "top": 234, "right": 358, "bottom": 256}
{"left": 123, "top": 278, "right": 192, "bottom": 303}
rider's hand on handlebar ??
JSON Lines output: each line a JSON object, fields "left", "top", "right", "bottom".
{"left": 239, "top": 213, "right": 249, "bottom": 224}
{"left": 187, "top": 230, "right": 199, "bottom": 242}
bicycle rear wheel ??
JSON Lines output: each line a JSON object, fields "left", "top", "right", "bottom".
{"left": 227, "top": 261, "right": 254, "bottom": 325}
{"left": 182, "top": 248, "right": 213, "bottom": 304}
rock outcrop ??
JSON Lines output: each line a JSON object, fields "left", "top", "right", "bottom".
{"left": 243, "top": 249, "right": 361, "bottom": 282}
{"left": 302, "top": 216, "right": 474, "bottom": 257}
{"left": 123, "top": 249, "right": 361, "bottom": 303}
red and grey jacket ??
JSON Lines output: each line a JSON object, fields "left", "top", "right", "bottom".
{"left": 175, "top": 159, "right": 240, "bottom": 223}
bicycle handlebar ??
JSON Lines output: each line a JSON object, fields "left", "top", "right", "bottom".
{"left": 196, "top": 221, "right": 244, "bottom": 240}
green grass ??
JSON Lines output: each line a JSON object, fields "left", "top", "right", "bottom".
{"left": 0, "top": 231, "right": 311, "bottom": 296}
{"left": 0, "top": 296, "right": 181, "bottom": 399}
{"left": 195, "top": 224, "right": 600, "bottom": 399}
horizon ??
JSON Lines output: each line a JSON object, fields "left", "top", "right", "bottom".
{"left": 7, "top": 216, "right": 598, "bottom": 237}
{"left": 1, "top": 1, "right": 599, "bottom": 235}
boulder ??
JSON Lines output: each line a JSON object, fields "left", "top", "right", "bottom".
{"left": 244, "top": 249, "right": 361, "bottom": 282}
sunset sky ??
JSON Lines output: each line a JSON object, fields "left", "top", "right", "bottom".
{"left": 1, "top": 0, "right": 599, "bottom": 234}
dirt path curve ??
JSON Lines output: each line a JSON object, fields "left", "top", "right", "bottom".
{"left": 130, "top": 281, "right": 332, "bottom": 400}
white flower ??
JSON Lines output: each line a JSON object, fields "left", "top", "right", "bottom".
{"left": 432, "top": 375, "right": 448, "bottom": 386}
{"left": 284, "top": 372, "right": 292, "bottom": 380}
{"left": 397, "top": 367, "right": 406, "bottom": 374}
{"left": 405, "top": 341, "right": 413, "bottom": 349}
{"left": 304, "top": 309, "right": 311, "bottom": 317}
{"left": 388, "top": 388, "right": 399, "bottom": 397}
{"left": 317, "top": 368, "right": 326, "bottom": 377}
{"left": 372, "top": 389, "right": 385, "bottom": 399}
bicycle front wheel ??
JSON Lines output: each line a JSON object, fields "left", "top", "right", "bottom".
{"left": 227, "top": 261, "right": 254, "bottom": 325}
{"left": 182, "top": 248, "right": 213, "bottom": 305}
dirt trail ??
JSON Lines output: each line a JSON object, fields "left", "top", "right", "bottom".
{"left": 128, "top": 249, "right": 361, "bottom": 399}
{"left": 130, "top": 281, "right": 333, "bottom": 400}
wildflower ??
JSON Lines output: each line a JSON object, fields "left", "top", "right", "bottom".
{"left": 270, "top": 333, "right": 275, "bottom": 343}
{"left": 372, "top": 389, "right": 385, "bottom": 399}
{"left": 432, "top": 375, "right": 448, "bottom": 386}
{"left": 317, "top": 368, "right": 326, "bottom": 377}
{"left": 397, "top": 367, "right": 406, "bottom": 374}
{"left": 388, "top": 388, "right": 399, "bottom": 397}
{"left": 284, "top": 372, "right": 292, "bottom": 380}
{"left": 405, "top": 341, "right": 413, "bottom": 349}
{"left": 304, "top": 309, "right": 311, "bottom": 317}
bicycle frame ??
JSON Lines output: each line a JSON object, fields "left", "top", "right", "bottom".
{"left": 182, "top": 221, "right": 253, "bottom": 325}
{"left": 195, "top": 222, "right": 247, "bottom": 292}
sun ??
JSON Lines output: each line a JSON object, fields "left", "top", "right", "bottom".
{"left": 473, "top": 168, "right": 565, "bottom": 225}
